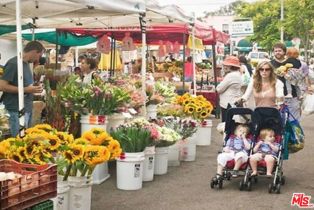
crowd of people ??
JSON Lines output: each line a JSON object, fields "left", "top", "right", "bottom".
{"left": 217, "top": 42, "right": 313, "bottom": 122}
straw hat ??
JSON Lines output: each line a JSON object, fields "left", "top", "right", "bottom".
{"left": 223, "top": 56, "right": 241, "bottom": 68}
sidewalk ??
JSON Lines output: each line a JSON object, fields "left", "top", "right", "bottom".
{"left": 92, "top": 115, "right": 314, "bottom": 210}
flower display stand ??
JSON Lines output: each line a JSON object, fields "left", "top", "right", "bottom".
{"left": 167, "top": 142, "right": 180, "bottom": 166}
{"left": 80, "top": 114, "right": 110, "bottom": 184}
{"left": 68, "top": 176, "right": 92, "bottom": 210}
{"left": 146, "top": 104, "right": 157, "bottom": 120}
{"left": 180, "top": 136, "right": 197, "bottom": 161}
{"left": 154, "top": 146, "right": 169, "bottom": 175}
{"left": 143, "top": 146, "right": 155, "bottom": 182}
{"left": 52, "top": 179, "right": 70, "bottom": 210}
{"left": 116, "top": 152, "right": 145, "bottom": 190}
{"left": 196, "top": 119, "right": 212, "bottom": 146}
{"left": 107, "top": 113, "right": 126, "bottom": 130}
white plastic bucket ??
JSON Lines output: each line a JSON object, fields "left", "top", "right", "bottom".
{"left": 196, "top": 120, "right": 212, "bottom": 146}
{"left": 52, "top": 180, "right": 70, "bottom": 210}
{"left": 116, "top": 152, "right": 145, "bottom": 190}
{"left": 92, "top": 162, "right": 110, "bottom": 184}
{"left": 146, "top": 104, "right": 157, "bottom": 120}
{"left": 167, "top": 142, "right": 180, "bottom": 166}
{"left": 154, "top": 146, "right": 169, "bottom": 175}
{"left": 143, "top": 146, "right": 155, "bottom": 182}
{"left": 180, "top": 138, "right": 196, "bottom": 161}
{"left": 68, "top": 176, "right": 92, "bottom": 210}
{"left": 80, "top": 115, "right": 108, "bottom": 135}
{"left": 80, "top": 115, "right": 110, "bottom": 184}
{"left": 107, "top": 113, "right": 126, "bottom": 130}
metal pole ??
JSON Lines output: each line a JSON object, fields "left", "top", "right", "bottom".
{"left": 16, "top": 0, "right": 25, "bottom": 137}
{"left": 140, "top": 13, "right": 147, "bottom": 116}
{"left": 182, "top": 33, "right": 186, "bottom": 93}
{"left": 192, "top": 14, "right": 196, "bottom": 95}
{"left": 212, "top": 44, "right": 220, "bottom": 119}
{"left": 75, "top": 47, "right": 79, "bottom": 67}
{"left": 280, "top": 0, "right": 284, "bottom": 42}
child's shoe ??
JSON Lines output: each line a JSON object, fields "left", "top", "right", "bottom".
{"left": 285, "top": 93, "right": 293, "bottom": 98}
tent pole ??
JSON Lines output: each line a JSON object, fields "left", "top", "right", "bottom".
{"left": 192, "top": 14, "right": 196, "bottom": 96}
{"left": 75, "top": 47, "right": 79, "bottom": 67}
{"left": 55, "top": 30, "right": 59, "bottom": 70}
{"left": 212, "top": 44, "right": 219, "bottom": 119}
{"left": 110, "top": 36, "right": 114, "bottom": 77}
{"left": 140, "top": 13, "right": 147, "bottom": 116}
{"left": 182, "top": 33, "right": 186, "bottom": 93}
{"left": 113, "top": 39, "right": 116, "bottom": 76}
{"left": 16, "top": 0, "right": 25, "bottom": 137}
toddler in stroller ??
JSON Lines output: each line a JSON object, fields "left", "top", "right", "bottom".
{"left": 250, "top": 128, "right": 280, "bottom": 177}
{"left": 211, "top": 108, "right": 253, "bottom": 189}
{"left": 240, "top": 107, "right": 286, "bottom": 193}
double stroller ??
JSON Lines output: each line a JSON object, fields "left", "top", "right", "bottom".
{"left": 211, "top": 106, "right": 287, "bottom": 193}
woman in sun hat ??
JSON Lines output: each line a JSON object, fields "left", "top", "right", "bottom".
{"left": 216, "top": 56, "right": 243, "bottom": 122}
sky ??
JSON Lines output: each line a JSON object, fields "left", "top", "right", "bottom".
{"left": 158, "top": 0, "right": 257, "bottom": 17}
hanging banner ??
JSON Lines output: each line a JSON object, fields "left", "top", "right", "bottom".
{"left": 121, "top": 32, "right": 135, "bottom": 51}
{"left": 187, "top": 35, "right": 204, "bottom": 50}
{"left": 97, "top": 35, "right": 110, "bottom": 54}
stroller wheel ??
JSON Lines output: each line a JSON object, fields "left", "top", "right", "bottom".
{"left": 226, "top": 172, "right": 232, "bottom": 180}
{"left": 253, "top": 176, "right": 258, "bottom": 183}
{"left": 218, "top": 180, "right": 223, "bottom": 189}
{"left": 268, "top": 183, "right": 274, "bottom": 194}
{"left": 281, "top": 176, "right": 286, "bottom": 185}
{"left": 247, "top": 181, "right": 252, "bottom": 191}
{"left": 239, "top": 180, "right": 245, "bottom": 191}
{"left": 275, "top": 184, "right": 281, "bottom": 194}
{"left": 210, "top": 180, "right": 215, "bottom": 189}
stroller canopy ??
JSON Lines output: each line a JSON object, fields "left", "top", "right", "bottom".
{"left": 252, "top": 107, "right": 284, "bottom": 136}
{"left": 225, "top": 108, "right": 254, "bottom": 135}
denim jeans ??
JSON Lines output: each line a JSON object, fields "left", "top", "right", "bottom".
{"left": 7, "top": 111, "right": 32, "bottom": 137}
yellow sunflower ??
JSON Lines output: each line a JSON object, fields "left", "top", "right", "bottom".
{"left": 63, "top": 150, "right": 79, "bottom": 163}
{"left": 70, "top": 144, "right": 84, "bottom": 160}
{"left": 200, "top": 111, "right": 209, "bottom": 119}
{"left": 25, "top": 127, "right": 47, "bottom": 135}
{"left": 9, "top": 152, "right": 24, "bottom": 163}
{"left": 73, "top": 138, "right": 89, "bottom": 145}
{"left": 33, "top": 124, "right": 54, "bottom": 132}
{"left": 84, "top": 145, "right": 108, "bottom": 166}
{"left": 46, "top": 134, "right": 61, "bottom": 151}
{"left": 57, "top": 132, "right": 74, "bottom": 144}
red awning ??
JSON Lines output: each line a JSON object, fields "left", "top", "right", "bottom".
{"left": 58, "top": 23, "right": 230, "bottom": 45}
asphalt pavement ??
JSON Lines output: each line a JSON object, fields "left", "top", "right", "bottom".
{"left": 92, "top": 114, "right": 314, "bottom": 210}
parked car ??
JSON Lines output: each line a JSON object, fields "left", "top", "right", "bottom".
{"left": 247, "top": 51, "right": 269, "bottom": 66}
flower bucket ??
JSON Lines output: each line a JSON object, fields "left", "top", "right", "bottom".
{"left": 167, "top": 142, "right": 180, "bottom": 166}
{"left": 180, "top": 137, "right": 197, "bottom": 162}
{"left": 80, "top": 115, "right": 110, "bottom": 184}
{"left": 116, "top": 152, "right": 145, "bottom": 190}
{"left": 146, "top": 104, "right": 157, "bottom": 120}
{"left": 143, "top": 146, "right": 155, "bottom": 182}
{"left": 68, "top": 176, "right": 92, "bottom": 210}
{"left": 52, "top": 180, "right": 70, "bottom": 210}
{"left": 196, "top": 119, "right": 212, "bottom": 146}
{"left": 92, "top": 162, "right": 110, "bottom": 184}
{"left": 107, "top": 113, "right": 126, "bottom": 130}
{"left": 154, "top": 146, "right": 169, "bottom": 175}
{"left": 80, "top": 115, "right": 108, "bottom": 134}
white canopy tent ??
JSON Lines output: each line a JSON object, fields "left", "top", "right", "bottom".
{"left": 1, "top": 0, "right": 194, "bottom": 136}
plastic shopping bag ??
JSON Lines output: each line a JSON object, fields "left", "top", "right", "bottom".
{"left": 284, "top": 118, "right": 305, "bottom": 154}
{"left": 302, "top": 94, "right": 314, "bottom": 115}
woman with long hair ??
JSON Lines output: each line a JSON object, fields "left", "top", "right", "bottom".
{"left": 241, "top": 60, "right": 284, "bottom": 108}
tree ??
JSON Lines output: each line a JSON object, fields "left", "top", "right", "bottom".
{"left": 283, "top": 0, "right": 314, "bottom": 61}
{"left": 236, "top": 0, "right": 314, "bottom": 60}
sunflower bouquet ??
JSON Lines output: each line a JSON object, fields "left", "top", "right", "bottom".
{"left": 59, "top": 128, "right": 122, "bottom": 181}
{"left": 0, "top": 124, "right": 73, "bottom": 165}
{"left": 174, "top": 93, "right": 213, "bottom": 121}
